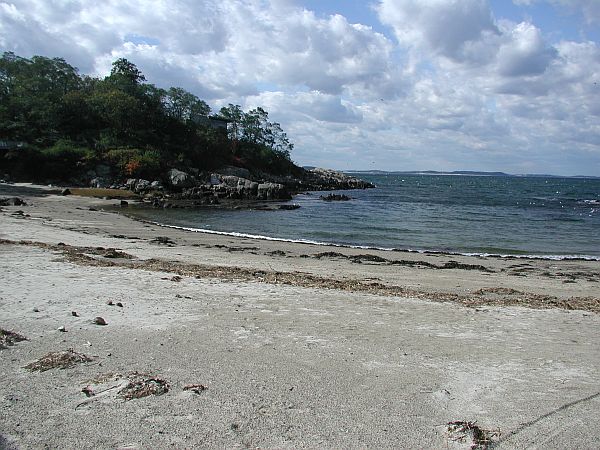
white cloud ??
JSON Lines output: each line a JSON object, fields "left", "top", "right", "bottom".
{"left": 247, "top": 91, "right": 363, "bottom": 124}
{"left": 376, "top": 0, "right": 499, "bottom": 64}
{"left": 496, "top": 22, "right": 557, "bottom": 76}
{"left": 0, "top": 0, "right": 599, "bottom": 175}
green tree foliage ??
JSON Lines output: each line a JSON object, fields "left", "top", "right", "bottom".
{"left": 0, "top": 52, "right": 296, "bottom": 182}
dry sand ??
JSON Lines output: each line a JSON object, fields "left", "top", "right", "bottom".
{"left": 1, "top": 183, "right": 599, "bottom": 449}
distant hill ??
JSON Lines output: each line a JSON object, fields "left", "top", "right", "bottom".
{"left": 345, "top": 170, "right": 599, "bottom": 179}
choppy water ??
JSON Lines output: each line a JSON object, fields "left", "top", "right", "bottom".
{"left": 129, "top": 174, "right": 600, "bottom": 259}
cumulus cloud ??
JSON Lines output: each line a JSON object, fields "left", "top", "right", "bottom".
{"left": 0, "top": 0, "right": 400, "bottom": 99}
{"left": 376, "top": 0, "right": 500, "bottom": 64}
{"left": 247, "top": 91, "right": 363, "bottom": 124}
{"left": 0, "top": 0, "right": 599, "bottom": 174}
{"left": 495, "top": 22, "right": 558, "bottom": 77}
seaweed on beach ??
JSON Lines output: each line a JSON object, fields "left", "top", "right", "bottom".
{"left": 117, "top": 372, "right": 169, "bottom": 400}
{"left": 101, "top": 248, "right": 134, "bottom": 259}
{"left": 447, "top": 420, "right": 500, "bottom": 449}
{"left": 3, "top": 239, "right": 599, "bottom": 314}
{"left": 183, "top": 383, "right": 208, "bottom": 394}
{"left": 25, "top": 349, "right": 94, "bottom": 372}
{"left": 313, "top": 251, "right": 349, "bottom": 259}
{"left": 150, "top": 236, "right": 176, "bottom": 246}
{"left": 0, "top": 328, "right": 27, "bottom": 349}
{"left": 351, "top": 254, "right": 390, "bottom": 264}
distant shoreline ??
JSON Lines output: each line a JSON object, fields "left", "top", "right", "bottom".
{"left": 344, "top": 170, "right": 600, "bottom": 179}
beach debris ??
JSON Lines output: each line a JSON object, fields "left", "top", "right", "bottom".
{"left": 351, "top": 254, "right": 389, "bottom": 264}
{"left": 25, "top": 349, "right": 93, "bottom": 372}
{"left": 313, "top": 251, "right": 348, "bottom": 259}
{"left": 81, "top": 386, "right": 95, "bottom": 397}
{"left": 58, "top": 325, "right": 67, "bottom": 332}
{"left": 442, "top": 260, "right": 493, "bottom": 272}
{"left": 117, "top": 372, "right": 169, "bottom": 400}
{"left": 93, "top": 316, "right": 107, "bottom": 326}
{"left": 71, "top": 311, "right": 79, "bottom": 317}
{"left": 107, "top": 300, "right": 114, "bottom": 306}
{"left": 446, "top": 421, "right": 499, "bottom": 450}
{"left": 0, "top": 197, "right": 27, "bottom": 206}
{"left": 102, "top": 248, "right": 131, "bottom": 259}
{"left": 183, "top": 384, "right": 208, "bottom": 394}
{"left": 0, "top": 328, "right": 27, "bottom": 349}
{"left": 151, "top": 236, "right": 176, "bottom": 246}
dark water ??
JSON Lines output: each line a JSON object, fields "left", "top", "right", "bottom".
{"left": 129, "top": 174, "right": 600, "bottom": 259}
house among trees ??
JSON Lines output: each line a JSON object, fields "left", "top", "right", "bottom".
{"left": 195, "top": 116, "right": 232, "bottom": 133}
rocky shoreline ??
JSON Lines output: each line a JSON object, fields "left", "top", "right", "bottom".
{"left": 85, "top": 166, "right": 375, "bottom": 208}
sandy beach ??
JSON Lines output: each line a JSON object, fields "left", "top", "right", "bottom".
{"left": 1, "top": 183, "right": 599, "bottom": 449}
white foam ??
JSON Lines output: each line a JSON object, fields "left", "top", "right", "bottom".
{"left": 135, "top": 218, "right": 600, "bottom": 261}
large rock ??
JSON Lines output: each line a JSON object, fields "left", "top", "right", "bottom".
{"left": 305, "top": 168, "right": 375, "bottom": 190}
{"left": 150, "top": 180, "right": 163, "bottom": 190}
{"left": 218, "top": 166, "right": 252, "bottom": 179}
{"left": 257, "top": 183, "right": 290, "bottom": 200}
{"left": 168, "top": 169, "right": 196, "bottom": 189}
{"left": 134, "top": 179, "right": 151, "bottom": 193}
{"left": 125, "top": 178, "right": 138, "bottom": 190}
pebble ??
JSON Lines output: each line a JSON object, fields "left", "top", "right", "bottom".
{"left": 93, "top": 317, "right": 107, "bottom": 326}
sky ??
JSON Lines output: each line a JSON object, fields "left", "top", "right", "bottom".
{"left": 1, "top": 0, "right": 599, "bottom": 176}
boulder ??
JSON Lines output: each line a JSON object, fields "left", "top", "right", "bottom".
{"left": 218, "top": 166, "right": 252, "bottom": 179}
{"left": 168, "top": 169, "right": 196, "bottom": 189}
{"left": 306, "top": 168, "right": 375, "bottom": 190}
{"left": 150, "top": 180, "right": 163, "bottom": 190}
{"left": 125, "top": 178, "right": 138, "bottom": 190}
{"left": 257, "top": 183, "right": 290, "bottom": 200}
{"left": 321, "top": 193, "right": 351, "bottom": 201}
{"left": 134, "top": 179, "right": 151, "bottom": 193}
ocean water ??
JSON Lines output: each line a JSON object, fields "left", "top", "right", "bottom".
{"left": 129, "top": 174, "right": 600, "bottom": 259}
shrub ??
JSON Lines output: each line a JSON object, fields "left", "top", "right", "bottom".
{"left": 40, "top": 140, "right": 94, "bottom": 180}
{"left": 106, "top": 147, "right": 162, "bottom": 179}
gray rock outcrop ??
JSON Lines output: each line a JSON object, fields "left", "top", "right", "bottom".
{"left": 168, "top": 169, "right": 196, "bottom": 189}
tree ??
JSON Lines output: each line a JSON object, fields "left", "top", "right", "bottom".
{"left": 109, "top": 58, "right": 145, "bottom": 84}
{"left": 164, "top": 87, "right": 210, "bottom": 124}
{"left": 219, "top": 104, "right": 244, "bottom": 142}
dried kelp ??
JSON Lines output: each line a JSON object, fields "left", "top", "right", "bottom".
{"left": 25, "top": 349, "right": 93, "bottom": 372}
